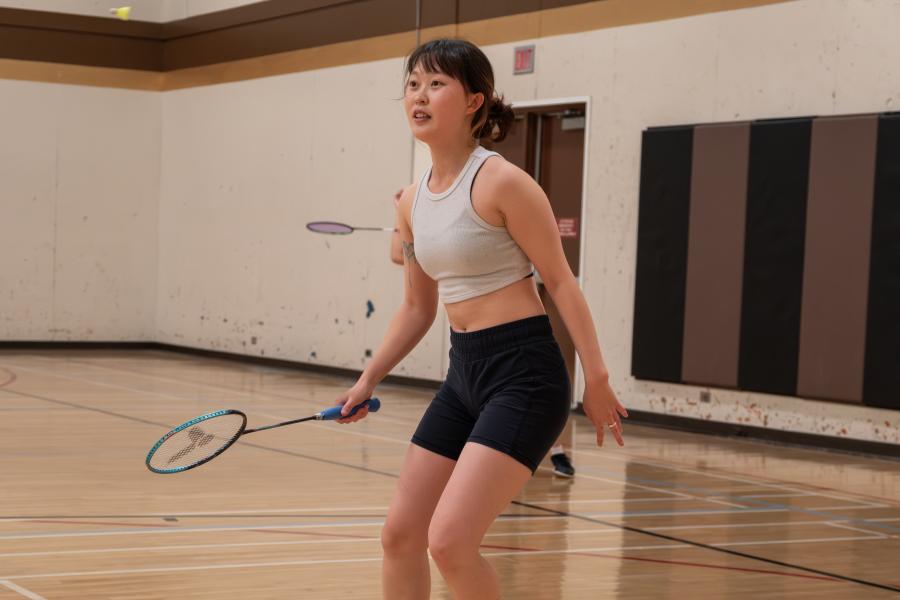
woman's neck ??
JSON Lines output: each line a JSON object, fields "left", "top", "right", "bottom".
{"left": 428, "top": 138, "right": 478, "bottom": 185}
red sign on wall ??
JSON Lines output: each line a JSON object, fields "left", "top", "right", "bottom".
{"left": 514, "top": 45, "right": 535, "bottom": 75}
{"left": 557, "top": 217, "right": 578, "bottom": 238}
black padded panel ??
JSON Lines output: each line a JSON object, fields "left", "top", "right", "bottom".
{"left": 632, "top": 126, "right": 693, "bottom": 383}
{"left": 738, "top": 118, "right": 812, "bottom": 396}
{"left": 863, "top": 113, "right": 900, "bottom": 409}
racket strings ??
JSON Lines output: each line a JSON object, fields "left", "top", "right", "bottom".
{"left": 148, "top": 413, "right": 244, "bottom": 471}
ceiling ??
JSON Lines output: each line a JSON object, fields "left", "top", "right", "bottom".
{"left": 0, "top": 0, "right": 268, "bottom": 22}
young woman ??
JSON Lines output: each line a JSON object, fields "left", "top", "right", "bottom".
{"left": 335, "top": 38, "right": 627, "bottom": 600}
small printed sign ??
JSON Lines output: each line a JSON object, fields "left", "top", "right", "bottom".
{"left": 514, "top": 45, "right": 535, "bottom": 75}
{"left": 557, "top": 217, "right": 578, "bottom": 238}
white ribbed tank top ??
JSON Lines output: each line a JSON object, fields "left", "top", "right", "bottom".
{"left": 411, "top": 146, "right": 534, "bottom": 304}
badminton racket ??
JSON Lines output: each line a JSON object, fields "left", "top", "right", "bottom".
{"left": 306, "top": 221, "right": 395, "bottom": 235}
{"left": 146, "top": 398, "right": 380, "bottom": 474}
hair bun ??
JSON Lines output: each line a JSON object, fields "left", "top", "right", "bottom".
{"left": 478, "top": 94, "right": 516, "bottom": 142}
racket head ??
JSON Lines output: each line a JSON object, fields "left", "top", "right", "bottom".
{"left": 306, "top": 221, "right": 353, "bottom": 235}
{"left": 146, "top": 409, "right": 247, "bottom": 474}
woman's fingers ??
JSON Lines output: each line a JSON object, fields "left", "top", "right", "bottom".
{"left": 337, "top": 405, "right": 369, "bottom": 424}
{"left": 608, "top": 414, "right": 624, "bottom": 446}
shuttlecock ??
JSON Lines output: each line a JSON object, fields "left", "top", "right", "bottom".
{"left": 109, "top": 6, "right": 132, "bottom": 20}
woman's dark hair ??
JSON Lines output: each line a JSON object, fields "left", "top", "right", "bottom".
{"left": 405, "top": 38, "right": 515, "bottom": 143}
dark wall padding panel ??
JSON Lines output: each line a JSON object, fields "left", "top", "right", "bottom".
{"left": 634, "top": 111, "right": 899, "bottom": 412}
{"left": 738, "top": 118, "right": 811, "bottom": 396}
{"left": 682, "top": 124, "right": 749, "bottom": 388}
{"left": 864, "top": 113, "right": 900, "bottom": 409}
{"left": 797, "top": 116, "right": 877, "bottom": 404}
{"left": 632, "top": 127, "right": 693, "bottom": 383}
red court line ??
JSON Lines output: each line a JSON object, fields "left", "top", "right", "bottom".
{"left": 25, "top": 519, "right": 176, "bottom": 529}
{"left": 480, "top": 543, "right": 539, "bottom": 552}
{"left": 617, "top": 450, "right": 900, "bottom": 507}
{"left": 0, "top": 367, "right": 17, "bottom": 389}
{"left": 251, "top": 529, "right": 375, "bottom": 540}
{"left": 584, "top": 553, "right": 838, "bottom": 583}
{"left": 483, "top": 540, "right": 839, "bottom": 583}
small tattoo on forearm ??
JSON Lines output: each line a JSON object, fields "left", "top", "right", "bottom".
{"left": 402, "top": 241, "right": 416, "bottom": 286}
{"left": 402, "top": 241, "right": 416, "bottom": 263}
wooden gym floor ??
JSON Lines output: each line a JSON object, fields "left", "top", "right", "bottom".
{"left": 0, "top": 350, "right": 898, "bottom": 599}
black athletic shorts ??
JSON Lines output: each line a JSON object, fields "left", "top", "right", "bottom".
{"left": 411, "top": 315, "right": 571, "bottom": 473}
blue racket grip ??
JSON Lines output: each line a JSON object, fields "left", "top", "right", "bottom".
{"left": 319, "top": 398, "right": 381, "bottom": 421}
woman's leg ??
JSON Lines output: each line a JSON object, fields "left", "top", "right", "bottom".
{"left": 382, "top": 444, "right": 456, "bottom": 600}
{"left": 427, "top": 442, "right": 532, "bottom": 600}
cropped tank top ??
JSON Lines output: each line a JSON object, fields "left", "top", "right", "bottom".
{"left": 411, "top": 146, "right": 534, "bottom": 303}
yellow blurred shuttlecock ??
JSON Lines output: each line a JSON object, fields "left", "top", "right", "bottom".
{"left": 109, "top": 6, "right": 132, "bottom": 20}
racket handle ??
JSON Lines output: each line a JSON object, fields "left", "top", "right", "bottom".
{"left": 318, "top": 398, "right": 381, "bottom": 421}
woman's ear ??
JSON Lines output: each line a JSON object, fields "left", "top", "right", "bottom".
{"left": 466, "top": 92, "right": 485, "bottom": 115}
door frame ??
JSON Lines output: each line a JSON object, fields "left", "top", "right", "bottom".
{"left": 511, "top": 96, "right": 592, "bottom": 408}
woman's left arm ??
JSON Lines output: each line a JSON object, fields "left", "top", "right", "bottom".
{"left": 493, "top": 162, "right": 628, "bottom": 446}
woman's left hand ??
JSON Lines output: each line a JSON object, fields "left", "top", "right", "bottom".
{"left": 582, "top": 379, "right": 628, "bottom": 447}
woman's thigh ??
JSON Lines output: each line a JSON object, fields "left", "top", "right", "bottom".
{"left": 428, "top": 442, "right": 532, "bottom": 548}
{"left": 383, "top": 443, "right": 457, "bottom": 543}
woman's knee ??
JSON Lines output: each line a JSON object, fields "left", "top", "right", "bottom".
{"left": 381, "top": 517, "right": 428, "bottom": 558}
{"left": 427, "top": 519, "right": 477, "bottom": 572}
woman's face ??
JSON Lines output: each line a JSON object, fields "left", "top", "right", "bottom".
{"left": 403, "top": 63, "right": 483, "bottom": 144}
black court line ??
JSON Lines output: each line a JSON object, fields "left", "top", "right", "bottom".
{"left": 3, "top": 377, "right": 898, "bottom": 593}
{"left": 510, "top": 500, "right": 900, "bottom": 594}
{"left": 0, "top": 386, "right": 399, "bottom": 479}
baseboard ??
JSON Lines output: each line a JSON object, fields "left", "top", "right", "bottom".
{"left": 585, "top": 406, "right": 899, "bottom": 460}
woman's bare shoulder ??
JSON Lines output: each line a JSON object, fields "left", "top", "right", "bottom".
{"left": 477, "top": 155, "right": 542, "bottom": 202}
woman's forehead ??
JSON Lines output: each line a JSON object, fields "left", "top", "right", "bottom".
{"left": 409, "top": 64, "right": 445, "bottom": 76}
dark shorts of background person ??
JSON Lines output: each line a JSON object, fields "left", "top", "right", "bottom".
{"left": 411, "top": 314, "right": 571, "bottom": 473}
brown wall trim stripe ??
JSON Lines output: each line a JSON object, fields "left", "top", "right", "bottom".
{"left": 797, "top": 116, "right": 878, "bottom": 403}
{"left": 682, "top": 123, "right": 750, "bottom": 388}
{"left": 0, "top": 0, "right": 795, "bottom": 90}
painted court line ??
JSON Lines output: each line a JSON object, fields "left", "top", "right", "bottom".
{"left": 4, "top": 540, "right": 884, "bottom": 585}
{"left": 0, "top": 509, "right": 785, "bottom": 540}
{"left": 0, "top": 541, "right": 853, "bottom": 582}
{"left": 824, "top": 521, "right": 891, "bottom": 538}
{"left": 0, "top": 531, "right": 883, "bottom": 561}
{"left": 575, "top": 446, "right": 891, "bottom": 508}
{"left": 571, "top": 464, "right": 900, "bottom": 534}
{"left": 0, "top": 528, "right": 620, "bottom": 559}
{"left": 0, "top": 580, "right": 47, "bottom": 600}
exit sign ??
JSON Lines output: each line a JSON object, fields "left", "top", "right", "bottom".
{"left": 514, "top": 45, "right": 535, "bottom": 75}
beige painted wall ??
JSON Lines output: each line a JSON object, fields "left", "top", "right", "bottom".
{"left": 156, "top": 59, "right": 449, "bottom": 379}
{"left": 0, "top": 80, "right": 160, "bottom": 340}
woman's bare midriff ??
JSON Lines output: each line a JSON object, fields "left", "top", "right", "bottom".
{"left": 445, "top": 276, "right": 546, "bottom": 333}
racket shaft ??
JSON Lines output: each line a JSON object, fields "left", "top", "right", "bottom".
{"left": 243, "top": 415, "right": 315, "bottom": 434}
{"left": 243, "top": 398, "right": 380, "bottom": 434}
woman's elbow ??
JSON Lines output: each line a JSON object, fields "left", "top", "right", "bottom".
{"left": 542, "top": 271, "right": 578, "bottom": 296}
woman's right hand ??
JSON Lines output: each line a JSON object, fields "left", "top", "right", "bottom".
{"left": 334, "top": 379, "right": 376, "bottom": 424}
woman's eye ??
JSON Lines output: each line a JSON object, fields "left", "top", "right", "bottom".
{"left": 431, "top": 81, "right": 443, "bottom": 87}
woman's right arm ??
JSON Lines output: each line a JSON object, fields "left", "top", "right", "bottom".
{"left": 337, "top": 184, "right": 438, "bottom": 420}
